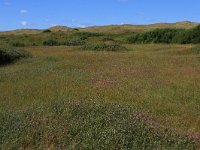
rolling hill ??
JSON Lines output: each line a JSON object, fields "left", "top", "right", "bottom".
{"left": 0, "top": 21, "right": 199, "bottom": 35}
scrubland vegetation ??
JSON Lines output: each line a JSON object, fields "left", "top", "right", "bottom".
{"left": 1, "top": 24, "right": 200, "bottom": 47}
{"left": 127, "top": 25, "right": 200, "bottom": 44}
{"left": 0, "top": 23, "right": 200, "bottom": 149}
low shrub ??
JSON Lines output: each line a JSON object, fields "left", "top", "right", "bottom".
{"left": 42, "top": 29, "right": 52, "bottom": 33}
{"left": 43, "top": 39, "right": 59, "bottom": 46}
{"left": 81, "top": 43, "right": 128, "bottom": 51}
{"left": 0, "top": 46, "right": 32, "bottom": 65}
{"left": 64, "top": 39, "right": 85, "bottom": 46}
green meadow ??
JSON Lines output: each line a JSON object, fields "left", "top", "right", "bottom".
{"left": 0, "top": 23, "right": 200, "bottom": 149}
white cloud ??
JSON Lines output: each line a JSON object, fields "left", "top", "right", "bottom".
{"left": 21, "top": 21, "right": 28, "bottom": 27}
{"left": 20, "top": 9, "right": 28, "bottom": 14}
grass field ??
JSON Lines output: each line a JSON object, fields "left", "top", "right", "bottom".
{"left": 0, "top": 44, "right": 200, "bottom": 149}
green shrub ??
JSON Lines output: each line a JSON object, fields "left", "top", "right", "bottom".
{"left": 74, "top": 28, "right": 79, "bottom": 31}
{"left": 127, "top": 28, "right": 183, "bottom": 44}
{"left": 65, "top": 39, "right": 85, "bottom": 46}
{"left": 42, "top": 29, "right": 52, "bottom": 33}
{"left": 190, "top": 25, "right": 200, "bottom": 43}
{"left": 0, "top": 46, "right": 32, "bottom": 65}
{"left": 43, "top": 39, "right": 59, "bottom": 46}
{"left": 174, "top": 25, "right": 200, "bottom": 44}
{"left": 127, "top": 25, "right": 200, "bottom": 44}
{"left": 81, "top": 43, "right": 128, "bottom": 51}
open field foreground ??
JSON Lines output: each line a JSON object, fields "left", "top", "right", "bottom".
{"left": 0, "top": 44, "right": 200, "bottom": 149}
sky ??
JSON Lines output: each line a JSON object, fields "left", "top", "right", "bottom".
{"left": 0, "top": 0, "right": 200, "bottom": 31}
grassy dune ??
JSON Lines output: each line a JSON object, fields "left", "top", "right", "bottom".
{"left": 0, "top": 44, "right": 200, "bottom": 149}
{"left": 81, "top": 21, "right": 199, "bottom": 33}
{"left": 0, "top": 21, "right": 198, "bottom": 35}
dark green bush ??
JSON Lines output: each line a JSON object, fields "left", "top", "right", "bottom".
{"left": 74, "top": 28, "right": 79, "bottom": 31}
{"left": 174, "top": 25, "right": 200, "bottom": 44}
{"left": 127, "top": 25, "right": 200, "bottom": 44}
{"left": 42, "top": 29, "right": 52, "bottom": 33}
{"left": 127, "top": 28, "right": 183, "bottom": 44}
{"left": 0, "top": 46, "right": 32, "bottom": 65}
{"left": 81, "top": 43, "right": 127, "bottom": 51}
{"left": 43, "top": 39, "right": 59, "bottom": 46}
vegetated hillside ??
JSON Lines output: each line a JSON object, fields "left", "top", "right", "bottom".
{"left": 49, "top": 26, "right": 77, "bottom": 32}
{"left": 81, "top": 21, "right": 199, "bottom": 33}
{"left": 0, "top": 23, "right": 200, "bottom": 49}
{"left": 0, "top": 29, "right": 42, "bottom": 35}
{"left": 0, "top": 21, "right": 199, "bottom": 36}
{"left": 0, "top": 21, "right": 199, "bottom": 50}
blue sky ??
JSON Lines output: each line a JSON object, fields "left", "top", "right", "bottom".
{"left": 0, "top": 0, "right": 200, "bottom": 31}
